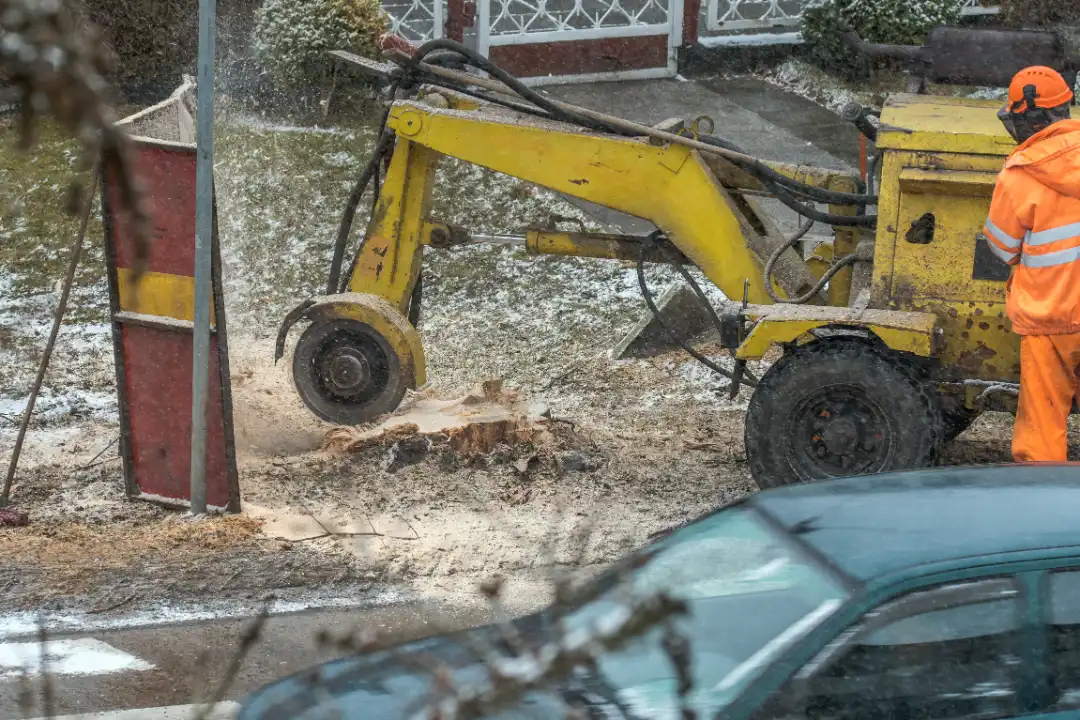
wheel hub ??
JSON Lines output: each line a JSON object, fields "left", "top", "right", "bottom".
{"left": 789, "top": 385, "right": 890, "bottom": 480}
{"left": 820, "top": 416, "right": 858, "bottom": 455}
{"left": 321, "top": 347, "right": 371, "bottom": 397}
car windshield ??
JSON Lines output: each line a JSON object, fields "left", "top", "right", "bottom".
{"left": 561, "top": 505, "right": 849, "bottom": 717}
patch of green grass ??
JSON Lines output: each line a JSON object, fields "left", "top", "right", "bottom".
{"left": 0, "top": 118, "right": 106, "bottom": 325}
{"left": 1, "top": 104, "right": 612, "bottom": 341}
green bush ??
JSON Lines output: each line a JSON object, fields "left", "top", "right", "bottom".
{"left": 252, "top": 0, "right": 387, "bottom": 88}
{"left": 1000, "top": 0, "right": 1080, "bottom": 27}
{"left": 69, "top": 0, "right": 262, "bottom": 100}
{"left": 802, "top": 0, "right": 964, "bottom": 77}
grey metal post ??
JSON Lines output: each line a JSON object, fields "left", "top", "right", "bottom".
{"left": 190, "top": 0, "right": 217, "bottom": 515}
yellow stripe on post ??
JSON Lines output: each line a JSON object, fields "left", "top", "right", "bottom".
{"left": 115, "top": 269, "right": 215, "bottom": 324}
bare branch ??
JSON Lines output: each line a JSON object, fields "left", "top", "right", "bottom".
{"left": 412, "top": 592, "right": 688, "bottom": 720}
{"left": 194, "top": 605, "right": 269, "bottom": 720}
{"left": 661, "top": 620, "right": 696, "bottom": 720}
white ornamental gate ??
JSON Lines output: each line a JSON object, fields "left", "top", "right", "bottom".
{"left": 382, "top": 0, "right": 446, "bottom": 42}
{"left": 476, "top": 0, "right": 686, "bottom": 84}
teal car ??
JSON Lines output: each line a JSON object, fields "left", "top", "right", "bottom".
{"left": 240, "top": 465, "right": 1080, "bottom": 719}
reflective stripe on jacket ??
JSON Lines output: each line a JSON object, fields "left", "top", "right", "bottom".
{"left": 984, "top": 119, "right": 1080, "bottom": 335}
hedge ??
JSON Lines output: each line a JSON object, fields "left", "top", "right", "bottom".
{"left": 802, "top": 0, "right": 965, "bottom": 76}
{"left": 999, "top": 0, "right": 1080, "bottom": 27}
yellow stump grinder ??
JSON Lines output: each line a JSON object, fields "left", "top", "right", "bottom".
{"left": 274, "top": 38, "right": 1041, "bottom": 489}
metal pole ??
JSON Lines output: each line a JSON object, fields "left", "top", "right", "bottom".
{"left": 190, "top": 0, "right": 216, "bottom": 515}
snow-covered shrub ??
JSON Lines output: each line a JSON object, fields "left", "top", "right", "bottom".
{"left": 1000, "top": 0, "right": 1080, "bottom": 27}
{"left": 252, "top": 0, "right": 387, "bottom": 88}
{"left": 802, "top": 0, "right": 964, "bottom": 76}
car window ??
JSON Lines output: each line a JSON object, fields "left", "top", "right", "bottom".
{"left": 758, "top": 578, "right": 1023, "bottom": 720}
{"left": 1048, "top": 569, "right": 1080, "bottom": 709}
{"left": 561, "top": 506, "right": 849, "bottom": 718}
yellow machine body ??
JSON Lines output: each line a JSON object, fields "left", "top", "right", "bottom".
{"left": 284, "top": 75, "right": 1025, "bottom": 483}
{"left": 333, "top": 91, "right": 960, "bottom": 374}
{"left": 338, "top": 91, "right": 1018, "bottom": 386}
{"left": 873, "top": 94, "right": 1018, "bottom": 409}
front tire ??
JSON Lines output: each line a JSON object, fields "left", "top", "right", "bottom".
{"left": 745, "top": 338, "right": 942, "bottom": 489}
{"left": 292, "top": 318, "right": 408, "bottom": 425}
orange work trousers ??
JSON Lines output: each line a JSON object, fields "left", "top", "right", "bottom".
{"left": 1014, "top": 333, "right": 1080, "bottom": 462}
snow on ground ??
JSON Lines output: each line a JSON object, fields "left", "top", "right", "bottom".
{"left": 756, "top": 58, "right": 1009, "bottom": 114}
{"left": 0, "top": 589, "right": 406, "bottom": 642}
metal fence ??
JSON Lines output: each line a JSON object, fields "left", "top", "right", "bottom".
{"left": 705, "top": 0, "right": 999, "bottom": 36}
{"left": 482, "top": 0, "right": 675, "bottom": 45}
{"left": 374, "top": 0, "right": 1004, "bottom": 55}
{"left": 382, "top": 0, "right": 445, "bottom": 41}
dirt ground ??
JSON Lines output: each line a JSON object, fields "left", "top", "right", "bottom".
{"left": 0, "top": 330, "right": 762, "bottom": 616}
{"left": 0, "top": 319, "right": 1046, "bottom": 621}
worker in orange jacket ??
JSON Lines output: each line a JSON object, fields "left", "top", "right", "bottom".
{"left": 984, "top": 66, "right": 1079, "bottom": 462}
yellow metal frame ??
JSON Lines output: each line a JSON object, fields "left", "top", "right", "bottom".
{"left": 347, "top": 137, "right": 439, "bottom": 312}
{"left": 737, "top": 305, "right": 938, "bottom": 359}
{"left": 329, "top": 89, "right": 1033, "bottom": 404}
{"left": 115, "top": 267, "right": 215, "bottom": 325}
{"left": 340, "top": 96, "right": 881, "bottom": 375}
{"left": 873, "top": 94, "right": 1017, "bottom": 384}
{"left": 372, "top": 101, "right": 783, "bottom": 305}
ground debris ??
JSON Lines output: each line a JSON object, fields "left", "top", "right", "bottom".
{"left": 321, "top": 381, "right": 555, "bottom": 461}
{"left": 0, "top": 507, "right": 29, "bottom": 527}
{"left": 556, "top": 451, "right": 599, "bottom": 473}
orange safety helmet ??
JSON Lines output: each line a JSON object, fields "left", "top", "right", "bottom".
{"left": 1008, "top": 66, "right": 1075, "bottom": 109}
{"left": 999, "top": 66, "right": 1074, "bottom": 143}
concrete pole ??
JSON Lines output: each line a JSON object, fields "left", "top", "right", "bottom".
{"left": 190, "top": 0, "right": 216, "bottom": 515}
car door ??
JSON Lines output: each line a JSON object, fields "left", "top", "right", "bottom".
{"left": 1036, "top": 566, "right": 1080, "bottom": 718}
{"left": 749, "top": 576, "right": 1037, "bottom": 720}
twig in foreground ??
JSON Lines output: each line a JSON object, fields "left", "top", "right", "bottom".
{"left": 194, "top": 606, "right": 269, "bottom": 720}
{"left": 413, "top": 592, "right": 688, "bottom": 720}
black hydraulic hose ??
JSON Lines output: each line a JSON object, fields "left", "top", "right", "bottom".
{"left": 407, "top": 273, "right": 423, "bottom": 327}
{"left": 404, "top": 39, "right": 614, "bottom": 133}
{"left": 762, "top": 217, "right": 860, "bottom": 304}
{"left": 338, "top": 157, "right": 386, "bottom": 294}
{"left": 647, "top": 234, "right": 731, "bottom": 351}
{"left": 771, "top": 182, "right": 876, "bottom": 228}
{"left": 636, "top": 248, "right": 740, "bottom": 385}
{"left": 696, "top": 134, "right": 874, "bottom": 207}
{"left": 791, "top": 253, "right": 859, "bottom": 303}
{"left": 764, "top": 218, "right": 816, "bottom": 303}
{"left": 425, "top": 78, "right": 559, "bottom": 121}
{"left": 327, "top": 130, "right": 395, "bottom": 294}
{"left": 689, "top": 134, "right": 876, "bottom": 227}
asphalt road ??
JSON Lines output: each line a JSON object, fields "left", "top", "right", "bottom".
{"left": 0, "top": 601, "right": 493, "bottom": 719}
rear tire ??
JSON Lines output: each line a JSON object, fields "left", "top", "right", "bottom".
{"left": 745, "top": 338, "right": 942, "bottom": 490}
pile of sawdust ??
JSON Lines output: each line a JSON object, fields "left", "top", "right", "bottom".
{"left": 5, "top": 515, "right": 265, "bottom": 570}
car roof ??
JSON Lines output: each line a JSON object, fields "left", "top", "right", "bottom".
{"left": 750, "top": 464, "right": 1080, "bottom": 582}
